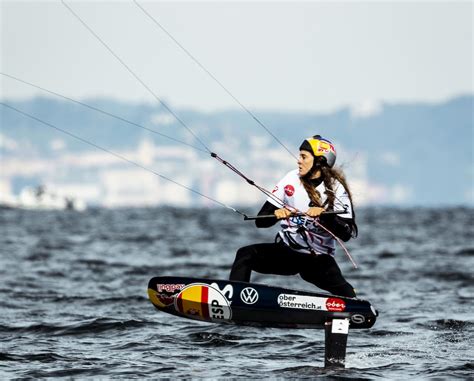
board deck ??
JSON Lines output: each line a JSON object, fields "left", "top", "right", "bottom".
{"left": 148, "top": 276, "right": 377, "bottom": 329}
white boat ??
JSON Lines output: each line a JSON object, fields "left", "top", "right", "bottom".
{"left": 0, "top": 185, "right": 86, "bottom": 211}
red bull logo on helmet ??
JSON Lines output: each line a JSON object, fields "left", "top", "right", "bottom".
{"left": 304, "top": 136, "right": 337, "bottom": 168}
{"left": 309, "top": 138, "right": 336, "bottom": 156}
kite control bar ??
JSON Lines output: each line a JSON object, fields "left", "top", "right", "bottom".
{"left": 244, "top": 209, "right": 348, "bottom": 220}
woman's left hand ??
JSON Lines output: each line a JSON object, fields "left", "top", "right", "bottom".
{"left": 306, "top": 207, "right": 325, "bottom": 218}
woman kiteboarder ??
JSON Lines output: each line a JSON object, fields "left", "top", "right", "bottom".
{"left": 229, "top": 135, "right": 358, "bottom": 297}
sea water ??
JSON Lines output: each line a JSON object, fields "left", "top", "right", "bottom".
{"left": 0, "top": 207, "right": 472, "bottom": 378}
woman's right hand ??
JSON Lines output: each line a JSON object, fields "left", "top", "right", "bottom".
{"left": 274, "top": 208, "right": 293, "bottom": 220}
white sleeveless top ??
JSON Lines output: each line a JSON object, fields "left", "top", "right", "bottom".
{"left": 267, "top": 169, "right": 353, "bottom": 255}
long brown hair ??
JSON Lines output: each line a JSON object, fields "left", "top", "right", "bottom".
{"left": 301, "top": 160, "right": 358, "bottom": 236}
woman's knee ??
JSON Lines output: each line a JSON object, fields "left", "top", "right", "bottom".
{"left": 299, "top": 270, "right": 317, "bottom": 286}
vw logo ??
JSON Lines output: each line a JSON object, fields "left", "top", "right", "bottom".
{"left": 240, "top": 287, "right": 259, "bottom": 304}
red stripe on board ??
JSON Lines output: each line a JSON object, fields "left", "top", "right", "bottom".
{"left": 201, "top": 286, "right": 210, "bottom": 320}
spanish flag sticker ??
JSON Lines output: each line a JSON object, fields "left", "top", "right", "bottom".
{"left": 174, "top": 284, "right": 232, "bottom": 321}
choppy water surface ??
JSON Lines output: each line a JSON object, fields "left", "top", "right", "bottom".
{"left": 0, "top": 207, "right": 472, "bottom": 379}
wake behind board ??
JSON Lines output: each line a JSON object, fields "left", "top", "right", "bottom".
{"left": 148, "top": 276, "right": 377, "bottom": 329}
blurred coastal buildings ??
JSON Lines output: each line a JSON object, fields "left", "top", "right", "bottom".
{"left": 0, "top": 136, "right": 291, "bottom": 208}
{"left": 1, "top": 95, "right": 472, "bottom": 208}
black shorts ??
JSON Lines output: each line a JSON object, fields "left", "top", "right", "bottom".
{"left": 229, "top": 241, "right": 356, "bottom": 297}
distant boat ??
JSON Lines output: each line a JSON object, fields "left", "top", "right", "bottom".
{"left": 0, "top": 185, "right": 86, "bottom": 211}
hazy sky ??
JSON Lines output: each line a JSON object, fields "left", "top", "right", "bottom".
{"left": 1, "top": 1, "right": 472, "bottom": 112}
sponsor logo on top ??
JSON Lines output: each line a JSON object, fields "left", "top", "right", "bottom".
{"left": 325, "top": 298, "right": 346, "bottom": 312}
{"left": 284, "top": 184, "right": 295, "bottom": 197}
{"left": 277, "top": 294, "right": 347, "bottom": 312}
{"left": 277, "top": 294, "right": 326, "bottom": 310}
{"left": 157, "top": 283, "right": 185, "bottom": 293}
{"left": 149, "top": 283, "right": 186, "bottom": 308}
{"left": 240, "top": 287, "right": 259, "bottom": 304}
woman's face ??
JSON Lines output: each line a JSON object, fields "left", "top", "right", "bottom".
{"left": 298, "top": 150, "right": 314, "bottom": 177}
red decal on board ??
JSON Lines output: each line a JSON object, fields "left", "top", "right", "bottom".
{"left": 326, "top": 298, "right": 346, "bottom": 312}
{"left": 284, "top": 185, "right": 295, "bottom": 197}
{"left": 201, "top": 286, "right": 210, "bottom": 319}
{"left": 272, "top": 185, "right": 279, "bottom": 194}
